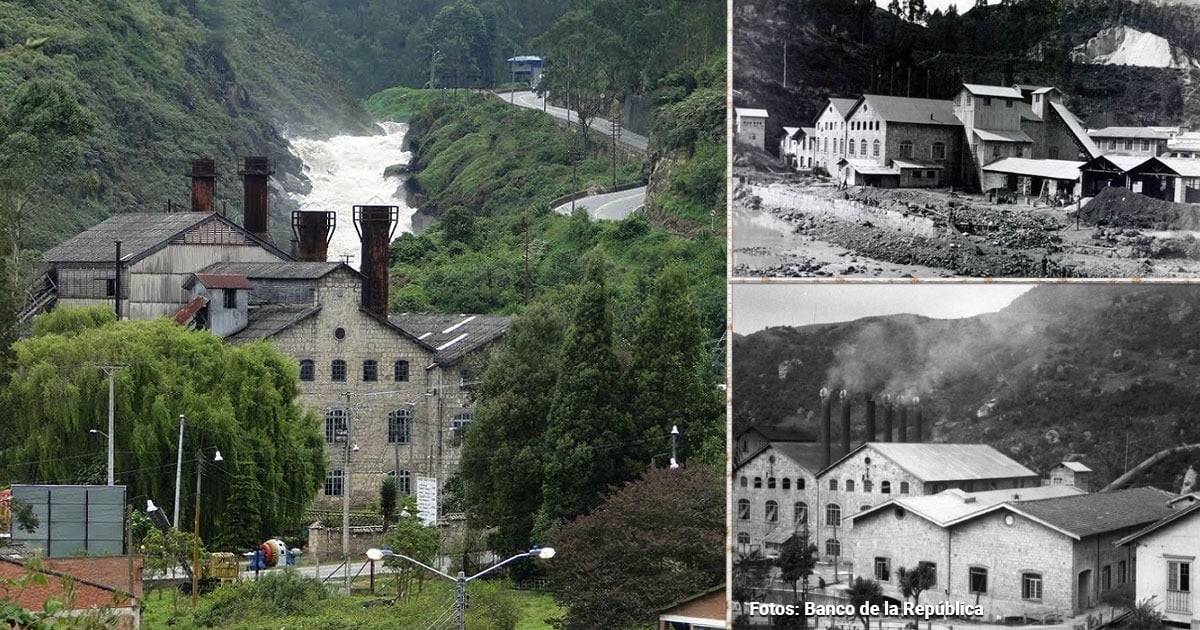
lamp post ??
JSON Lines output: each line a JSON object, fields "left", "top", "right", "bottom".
{"left": 191, "top": 447, "right": 223, "bottom": 611}
{"left": 367, "top": 545, "right": 556, "bottom": 630}
{"left": 87, "top": 429, "right": 113, "bottom": 485}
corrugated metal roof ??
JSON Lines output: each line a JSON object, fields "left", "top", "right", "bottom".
{"left": 1115, "top": 499, "right": 1200, "bottom": 546}
{"left": 854, "top": 95, "right": 961, "bottom": 126}
{"left": 893, "top": 159, "right": 944, "bottom": 170}
{"left": 1158, "top": 157, "right": 1200, "bottom": 177}
{"left": 841, "top": 443, "right": 1038, "bottom": 481}
{"left": 1090, "top": 155, "right": 1152, "bottom": 172}
{"left": 200, "top": 261, "right": 345, "bottom": 280}
{"left": 45, "top": 213, "right": 212, "bottom": 263}
{"left": 853, "top": 485, "right": 1085, "bottom": 527}
{"left": 1088, "top": 126, "right": 1170, "bottom": 139}
{"left": 736, "top": 108, "right": 769, "bottom": 118}
{"left": 962, "top": 83, "right": 1023, "bottom": 99}
{"left": 828, "top": 98, "right": 858, "bottom": 117}
{"left": 974, "top": 128, "right": 1034, "bottom": 143}
{"left": 225, "top": 304, "right": 322, "bottom": 345}
{"left": 1049, "top": 101, "right": 1103, "bottom": 159}
{"left": 389, "top": 314, "right": 510, "bottom": 365}
{"left": 191, "top": 274, "right": 255, "bottom": 290}
{"left": 1007, "top": 487, "right": 1175, "bottom": 539}
{"left": 1058, "top": 461, "right": 1092, "bottom": 473}
{"left": 982, "top": 157, "right": 1084, "bottom": 180}
{"left": 772, "top": 443, "right": 826, "bottom": 473}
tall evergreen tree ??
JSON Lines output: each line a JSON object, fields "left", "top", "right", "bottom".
{"left": 629, "top": 262, "right": 722, "bottom": 467}
{"left": 461, "top": 298, "right": 567, "bottom": 553}
{"left": 537, "top": 253, "right": 634, "bottom": 534}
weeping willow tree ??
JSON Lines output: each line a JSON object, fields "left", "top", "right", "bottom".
{"left": 0, "top": 307, "right": 326, "bottom": 548}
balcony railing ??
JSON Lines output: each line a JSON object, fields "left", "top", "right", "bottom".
{"left": 1166, "top": 589, "right": 1192, "bottom": 614}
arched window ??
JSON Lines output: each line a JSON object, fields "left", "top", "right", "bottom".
{"left": 450, "top": 412, "right": 472, "bottom": 446}
{"left": 797, "top": 478, "right": 806, "bottom": 489}
{"left": 324, "top": 469, "right": 344, "bottom": 496}
{"left": 849, "top": 139, "right": 856, "bottom": 156}
{"left": 766, "top": 500, "right": 779, "bottom": 522}
{"left": 782, "top": 478, "right": 791, "bottom": 490}
{"left": 932, "top": 142, "right": 947, "bottom": 161}
{"left": 738, "top": 499, "right": 750, "bottom": 520}
{"left": 826, "top": 538, "right": 841, "bottom": 556}
{"left": 900, "top": 481, "right": 910, "bottom": 494}
{"left": 863, "top": 480, "right": 873, "bottom": 493}
{"left": 331, "top": 359, "right": 347, "bottom": 382}
{"left": 394, "top": 360, "right": 410, "bottom": 382}
{"left": 846, "top": 480, "right": 856, "bottom": 492}
{"left": 387, "top": 409, "right": 411, "bottom": 444}
{"left": 362, "top": 360, "right": 378, "bottom": 382}
{"left": 794, "top": 502, "right": 808, "bottom": 524}
{"left": 299, "top": 359, "right": 315, "bottom": 382}
{"left": 861, "top": 139, "right": 867, "bottom": 155}
{"left": 829, "top": 479, "right": 838, "bottom": 491}
{"left": 325, "top": 409, "right": 348, "bottom": 443}
{"left": 767, "top": 477, "right": 777, "bottom": 489}
{"left": 881, "top": 481, "right": 892, "bottom": 494}
{"left": 825, "top": 503, "right": 842, "bottom": 526}
{"left": 900, "top": 141, "right": 914, "bottom": 159}
{"left": 873, "top": 139, "right": 881, "bottom": 157}
{"left": 740, "top": 476, "right": 748, "bottom": 488}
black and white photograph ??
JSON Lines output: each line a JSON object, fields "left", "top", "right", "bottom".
{"left": 732, "top": 0, "right": 1200, "bottom": 278}
{"left": 730, "top": 282, "right": 1200, "bottom": 629}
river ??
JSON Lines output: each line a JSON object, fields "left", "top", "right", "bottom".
{"left": 286, "top": 121, "right": 415, "bottom": 270}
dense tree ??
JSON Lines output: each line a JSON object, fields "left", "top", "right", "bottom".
{"left": 733, "top": 550, "right": 772, "bottom": 621}
{"left": 776, "top": 531, "right": 819, "bottom": 606}
{"left": 547, "top": 465, "right": 723, "bottom": 630}
{"left": 429, "top": 0, "right": 495, "bottom": 89}
{"left": 629, "top": 262, "right": 723, "bottom": 467}
{"left": 380, "top": 475, "right": 397, "bottom": 533}
{"left": 847, "top": 577, "right": 885, "bottom": 630}
{"left": 461, "top": 298, "right": 567, "bottom": 553}
{"left": 537, "top": 253, "right": 635, "bottom": 534}
{"left": 382, "top": 497, "right": 442, "bottom": 601}
{"left": 0, "top": 307, "right": 327, "bottom": 544}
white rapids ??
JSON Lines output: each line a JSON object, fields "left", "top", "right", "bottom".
{"left": 286, "top": 121, "right": 414, "bottom": 269}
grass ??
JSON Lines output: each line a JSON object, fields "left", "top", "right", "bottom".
{"left": 511, "top": 589, "right": 565, "bottom": 629}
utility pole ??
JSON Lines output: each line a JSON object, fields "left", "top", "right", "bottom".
{"left": 174, "top": 414, "right": 185, "bottom": 529}
{"left": 610, "top": 98, "right": 621, "bottom": 189}
{"left": 98, "top": 365, "right": 122, "bottom": 486}
{"left": 341, "top": 391, "right": 353, "bottom": 595}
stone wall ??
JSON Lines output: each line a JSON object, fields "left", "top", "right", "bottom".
{"left": 752, "top": 184, "right": 939, "bottom": 238}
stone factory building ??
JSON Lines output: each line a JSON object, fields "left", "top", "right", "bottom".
{"left": 37, "top": 159, "right": 509, "bottom": 513}
{"left": 813, "top": 97, "right": 858, "bottom": 173}
{"left": 839, "top": 94, "right": 964, "bottom": 189}
{"left": 733, "top": 441, "right": 824, "bottom": 558}
{"left": 852, "top": 487, "right": 1174, "bottom": 620}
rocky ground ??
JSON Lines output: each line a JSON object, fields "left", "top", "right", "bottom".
{"left": 732, "top": 166, "right": 1200, "bottom": 278}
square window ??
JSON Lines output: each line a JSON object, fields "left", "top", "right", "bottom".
{"left": 970, "top": 567, "right": 988, "bottom": 593}
{"left": 875, "top": 557, "right": 891, "bottom": 581}
{"left": 331, "top": 360, "right": 346, "bottom": 382}
{"left": 1022, "top": 573, "right": 1043, "bottom": 600}
{"left": 363, "top": 360, "right": 378, "bottom": 382}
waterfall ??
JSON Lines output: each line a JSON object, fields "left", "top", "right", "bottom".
{"left": 286, "top": 121, "right": 414, "bottom": 269}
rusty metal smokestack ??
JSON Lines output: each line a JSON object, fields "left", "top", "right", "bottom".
{"left": 840, "top": 389, "right": 851, "bottom": 457}
{"left": 820, "top": 388, "right": 832, "bottom": 469}
{"left": 240, "top": 157, "right": 273, "bottom": 241}
{"left": 898, "top": 397, "right": 909, "bottom": 443}
{"left": 189, "top": 159, "right": 216, "bottom": 213}
{"left": 292, "top": 210, "right": 337, "bottom": 262}
{"left": 865, "top": 394, "right": 877, "bottom": 442}
{"left": 883, "top": 395, "right": 894, "bottom": 442}
{"left": 914, "top": 396, "right": 923, "bottom": 443}
{"left": 354, "top": 205, "right": 398, "bottom": 318}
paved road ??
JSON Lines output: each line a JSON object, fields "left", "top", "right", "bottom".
{"left": 501, "top": 91, "right": 649, "bottom": 152}
{"left": 553, "top": 186, "right": 647, "bottom": 220}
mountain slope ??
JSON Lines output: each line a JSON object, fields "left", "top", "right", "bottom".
{"left": 733, "top": 285, "right": 1200, "bottom": 490}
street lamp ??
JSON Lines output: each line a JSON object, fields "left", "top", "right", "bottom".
{"left": 87, "top": 428, "right": 113, "bottom": 485}
{"left": 366, "top": 545, "right": 557, "bottom": 630}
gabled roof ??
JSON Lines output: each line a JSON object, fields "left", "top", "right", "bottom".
{"left": 782, "top": 126, "right": 800, "bottom": 138}
{"left": 736, "top": 108, "right": 769, "bottom": 119}
{"left": 1082, "top": 154, "right": 1151, "bottom": 172}
{"left": 961, "top": 83, "right": 1023, "bottom": 99}
{"left": 225, "top": 304, "right": 322, "bottom": 345}
{"left": 1088, "top": 126, "right": 1170, "bottom": 139}
{"left": 44, "top": 212, "right": 290, "bottom": 265}
{"left": 823, "top": 442, "right": 1038, "bottom": 481}
{"left": 982, "top": 157, "right": 1084, "bottom": 181}
{"left": 186, "top": 273, "right": 255, "bottom": 290}
{"left": 1057, "top": 461, "right": 1093, "bottom": 473}
{"left": 849, "top": 95, "right": 961, "bottom": 126}
{"left": 852, "top": 485, "right": 1085, "bottom": 527}
{"left": 1116, "top": 498, "right": 1200, "bottom": 546}
{"left": 801, "top": 126, "right": 816, "bottom": 136}
{"left": 825, "top": 98, "right": 858, "bottom": 118}
{"left": 199, "top": 261, "right": 346, "bottom": 280}
{"left": 996, "top": 487, "right": 1175, "bottom": 540}
{"left": 734, "top": 441, "right": 825, "bottom": 475}
{"left": 1157, "top": 157, "right": 1200, "bottom": 177}
{"left": 389, "top": 314, "right": 510, "bottom": 366}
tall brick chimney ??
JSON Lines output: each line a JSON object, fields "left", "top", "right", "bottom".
{"left": 820, "top": 388, "right": 832, "bottom": 469}
{"left": 354, "top": 205, "right": 398, "bottom": 318}
{"left": 840, "top": 389, "right": 851, "bottom": 457}
{"left": 865, "top": 394, "right": 877, "bottom": 442}
{"left": 240, "top": 157, "right": 273, "bottom": 242}
{"left": 913, "top": 396, "right": 923, "bottom": 443}
{"left": 898, "top": 397, "right": 909, "bottom": 443}
{"left": 189, "top": 159, "right": 216, "bottom": 213}
{"left": 882, "top": 395, "right": 894, "bottom": 443}
{"left": 292, "top": 211, "right": 337, "bottom": 262}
